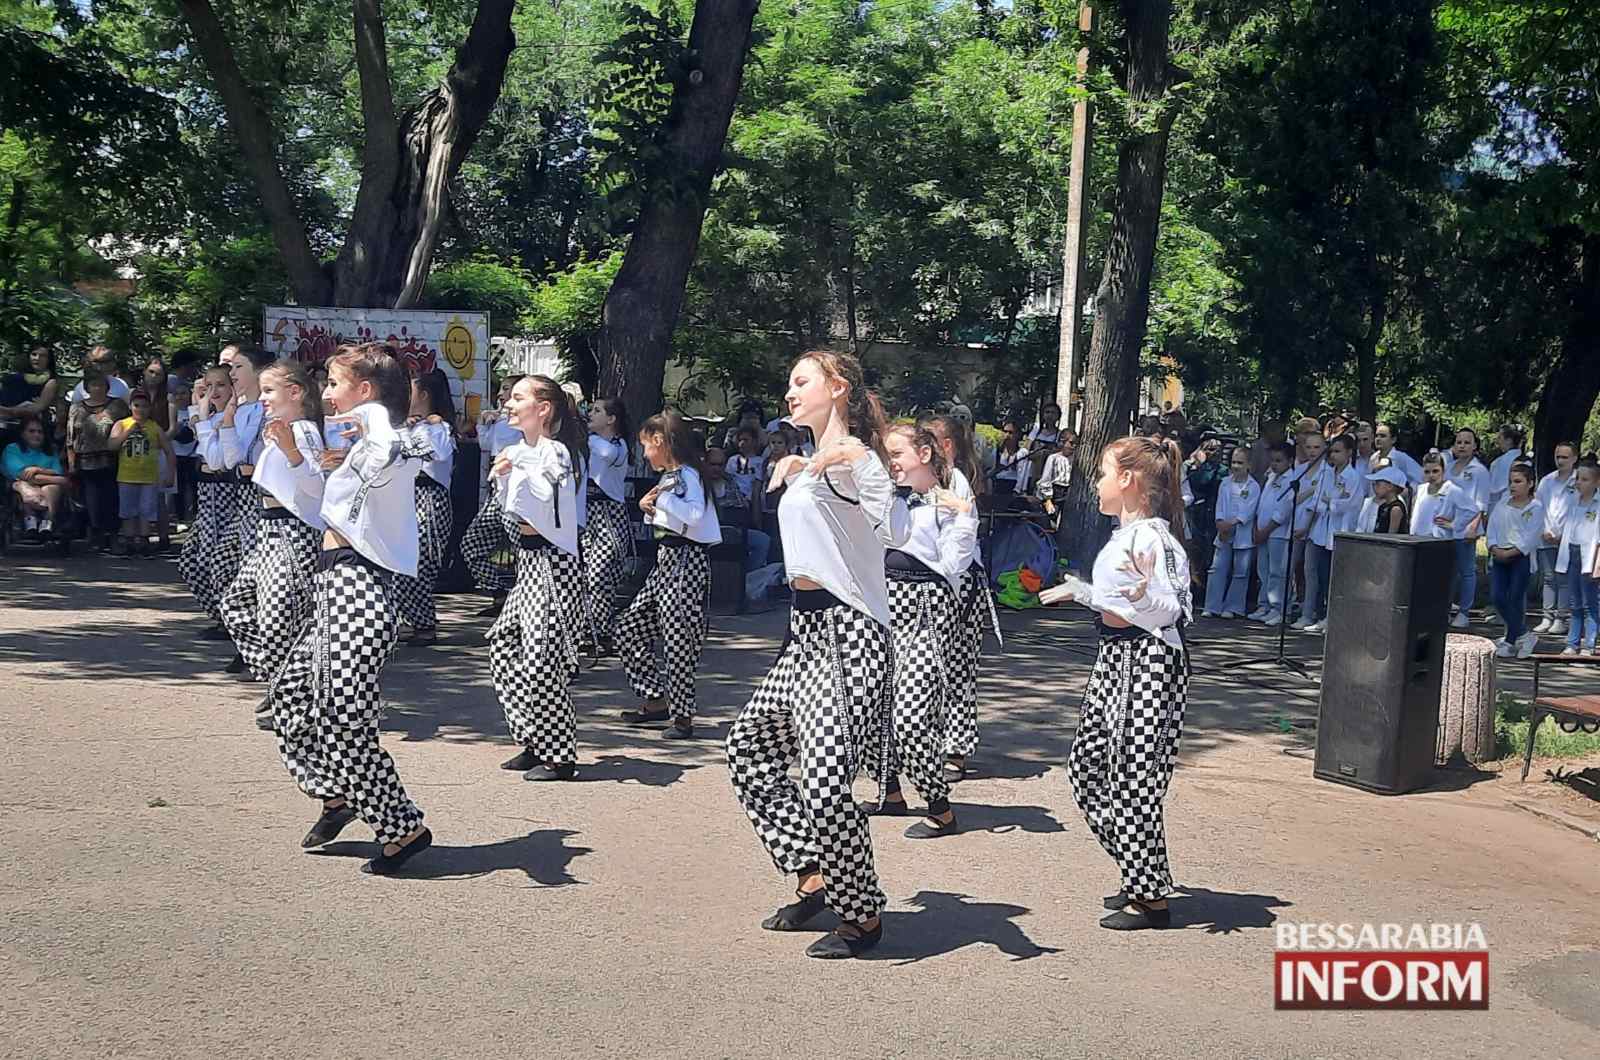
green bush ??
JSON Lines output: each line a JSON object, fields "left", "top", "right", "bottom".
{"left": 422, "top": 258, "right": 538, "bottom": 327}
{"left": 1493, "top": 692, "right": 1600, "bottom": 761}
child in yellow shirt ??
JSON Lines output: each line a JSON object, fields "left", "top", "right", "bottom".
{"left": 109, "top": 391, "right": 175, "bottom": 556}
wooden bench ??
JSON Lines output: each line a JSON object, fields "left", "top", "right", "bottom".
{"left": 1521, "top": 654, "right": 1600, "bottom": 781}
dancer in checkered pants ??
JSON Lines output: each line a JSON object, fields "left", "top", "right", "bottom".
{"left": 917, "top": 415, "right": 1000, "bottom": 782}
{"left": 866, "top": 424, "right": 978, "bottom": 838}
{"left": 1041, "top": 436, "right": 1192, "bottom": 931}
{"left": 459, "top": 376, "right": 523, "bottom": 611}
{"left": 488, "top": 375, "right": 587, "bottom": 782}
{"left": 220, "top": 361, "right": 326, "bottom": 730}
{"left": 273, "top": 343, "right": 434, "bottom": 876}
{"left": 617, "top": 413, "right": 721, "bottom": 739}
{"left": 180, "top": 364, "right": 250, "bottom": 636}
{"left": 390, "top": 369, "right": 456, "bottom": 646}
{"left": 582, "top": 398, "right": 633, "bottom": 655}
{"left": 727, "top": 351, "right": 911, "bottom": 960}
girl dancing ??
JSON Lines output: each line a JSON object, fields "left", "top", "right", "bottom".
{"left": 272, "top": 343, "right": 433, "bottom": 875}
{"left": 616, "top": 412, "right": 721, "bottom": 739}
{"left": 460, "top": 375, "right": 523, "bottom": 613}
{"left": 727, "top": 350, "right": 910, "bottom": 960}
{"left": 392, "top": 368, "right": 456, "bottom": 646}
{"left": 1041, "top": 436, "right": 1192, "bottom": 930}
{"left": 868, "top": 423, "right": 978, "bottom": 837}
{"left": 582, "top": 398, "right": 633, "bottom": 655}
{"left": 490, "top": 375, "right": 586, "bottom": 782}
{"left": 181, "top": 363, "right": 247, "bottom": 638}
{"left": 219, "top": 360, "right": 325, "bottom": 729}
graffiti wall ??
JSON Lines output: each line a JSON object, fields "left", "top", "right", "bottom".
{"left": 263, "top": 306, "right": 492, "bottom": 416}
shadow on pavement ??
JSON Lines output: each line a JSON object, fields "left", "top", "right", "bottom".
{"left": 950, "top": 802, "right": 1066, "bottom": 835}
{"left": 556, "top": 753, "right": 708, "bottom": 787}
{"left": 1168, "top": 885, "right": 1292, "bottom": 934}
{"left": 869, "top": 890, "right": 1062, "bottom": 964}
{"left": 308, "top": 828, "right": 593, "bottom": 887}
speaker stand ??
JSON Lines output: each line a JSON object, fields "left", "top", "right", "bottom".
{"left": 1237, "top": 521, "right": 1315, "bottom": 682}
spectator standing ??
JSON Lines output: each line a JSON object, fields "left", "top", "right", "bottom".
{"left": 1202, "top": 445, "right": 1261, "bottom": 618}
{"left": 66, "top": 347, "right": 132, "bottom": 403}
{"left": 67, "top": 372, "right": 122, "bottom": 550}
{"left": 0, "top": 344, "right": 63, "bottom": 440}
{"left": 108, "top": 391, "right": 175, "bottom": 555}
{"left": 1487, "top": 463, "right": 1542, "bottom": 658}
{"left": 1445, "top": 429, "right": 1491, "bottom": 627}
{"left": 1534, "top": 442, "right": 1578, "bottom": 636}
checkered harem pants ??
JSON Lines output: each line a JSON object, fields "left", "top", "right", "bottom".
{"left": 489, "top": 543, "right": 578, "bottom": 765}
{"left": 461, "top": 492, "right": 513, "bottom": 592}
{"left": 220, "top": 512, "right": 320, "bottom": 682}
{"left": 1067, "top": 631, "right": 1188, "bottom": 902}
{"left": 885, "top": 575, "right": 959, "bottom": 807}
{"left": 178, "top": 480, "right": 249, "bottom": 621}
{"left": 581, "top": 495, "right": 631, "bottom": 643}
{"left": 391, "top": 477, "right": 453, "bottom": 629}
{"left": 727, "top": 603, "right": 891, "bottom": 924}
{"left": 944, "top": 564, "right": 996, "bottom": 758}
{"left": 615, "top": 541, "right": 710, "bottom": 721}
{"left": 271, "top": 553, "right": 424, "bottom": 845}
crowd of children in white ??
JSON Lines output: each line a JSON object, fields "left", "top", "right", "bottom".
{"left": 1189, "top": 416, "right": 1591, "bottom": 661}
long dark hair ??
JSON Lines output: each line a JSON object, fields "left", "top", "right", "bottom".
{"left": 795, "top": 350, "right": 889, "bottom": 459}
{"left": 329, "top": 343, "right": 410, "bottom": 424}
{"left": 593, "top": 396, "right": 632, "bottom": 461}
{"left": 922, "top": 413, "right": 986, "bottom": 494}
{"left": 260, "top": 359, "right": 323, "bottom": 423}
{"left": 639, "top": 410, "right": 708, "bottom": 502}
{"left": 525, "top": 374, "right": 586, "bottom": 477}
{"left": 412, "top": 367, "right": 457, "bottom": 426}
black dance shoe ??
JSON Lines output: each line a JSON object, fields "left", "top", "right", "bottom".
{"left": 865, "top": 799, "right": 911, "bottom": 817}
{"left": 904, "top": 815, "right": 958, "bottom": 839}
{"left": 300, "top": 804, "right": 357, "bottom": 848}
{"left": 361, "top": 829, "right": 434, "bottom": 875}
{"left": 1100, "top": 902, "right": 1172, "bottom": 931}
{"left": 500, "top": 747, "right": 540, "bottom": 771}
{"left": 761, "top": 887, "right": 829, "bottom": 932}
{"left": 805, "top": 920, "right": 882, "bottom": 959}
{"left": 1103, "top": 890, "right": 1129, "bottom": 910}
{"left": 662, "top": 720, "right": 697, "bottom": 740}
{"left": 525, "top": 762, "right": 578, "bottom": 782}
{"left": 225, "top": 653, "right": 247, "bottom": 674}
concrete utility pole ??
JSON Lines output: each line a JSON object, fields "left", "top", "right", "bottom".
{"left": 1055, "top": 3, "right": 1095, "bottom": 432}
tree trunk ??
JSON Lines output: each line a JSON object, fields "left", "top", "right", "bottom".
{"left": 1060, "top": 0, "right": 1178, "bottom": 569}
{"left": 594, "top": 0, "right": 759, "bottom": 416}
{"left": 1533, "top": 234, "right": 1600, "bottom": 471}
{"left": 179, "top": 0, "right": 514, "bottom": 310}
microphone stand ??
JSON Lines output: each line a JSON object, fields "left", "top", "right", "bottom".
{"left": 1237, "top": 466, "right": 1313, "bottom": 680}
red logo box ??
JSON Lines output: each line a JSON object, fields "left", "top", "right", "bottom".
{"left": 1275, "top": 951, "right": 1489, "bottom": 1010}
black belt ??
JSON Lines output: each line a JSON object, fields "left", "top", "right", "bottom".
{"left": 516, "top": 533, "right": 556, "bottom": 552}
{"left": 315, "top": 546, "right": 384, "bottom": 574}
{"left": 886, "top": 549, "right": 942, "bottom": 583}
{"left": 197, "top": 469, "right": 242, "bottom": 484}
{"left": 793, "top": 587, "right": 847, "bottom": 612}
{"left": 657, "top": 534, "right": 710, "bottom": 552}
{"left": 587, "top": 487, "right": 623, "bottom": 505}
{"left": 259, "top": 506, "right": 301, "bottom": 522}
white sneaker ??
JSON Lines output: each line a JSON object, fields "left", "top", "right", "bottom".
{"left": 1494, "top": 641, "right": 1514, "bottom": 659}
{"left": 1304, "top": 621, "right": 1325, "bottom": 635}
{"left": 1533, "top": 617, "right": 1553, "bottom": 634}
{"left": 1450, "top": 613, "right": 1470, "bottom": 629}
{"left": 1201, "top": 610, "right": 1218, "bottom": 619}
{"left": 1517, "top": 633, "right": 1538, "bottom": 659}
{"left": 1291, "top": 617, "right": 1312, "bottom": 631}
{"left": 1262, "top": 611, "right": 1283, "bottom": 627}
{"left": 1220, "top": 611, "right": 1238, "bottom": 620}
{"left": 1562, "top": 646, "right": 1580, "bottom": 656}
{"left": 37, "top": 518, "right": 50, "bottom": 533}
{"left": 1549, "top": 619, "right": 1567, "bottom": 637}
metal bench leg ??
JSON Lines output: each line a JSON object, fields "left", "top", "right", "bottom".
{"left": 1520, "top": 707, "right": 1541, "bottom": 782}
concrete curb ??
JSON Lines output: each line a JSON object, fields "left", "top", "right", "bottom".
{"left": 1507, "top": 798, "right": 1600, "bottom": 842}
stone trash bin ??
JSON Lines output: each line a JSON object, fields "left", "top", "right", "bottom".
{"left": 1436, "top": 633, "right": 1497, "bottom": 765}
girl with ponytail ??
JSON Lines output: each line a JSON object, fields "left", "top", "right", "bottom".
{"left": 1040, "top": 434, "right": 1192, "bottom": 931}
{"left": 727, "top": 349, "right": 911, "bottom": 960}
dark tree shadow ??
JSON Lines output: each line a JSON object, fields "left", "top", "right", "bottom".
{"left": 557, "top": 754, "right": 707, "bottom": 787}
{"left": 1168, "top": 886, "right": 1292, "bottom": 934}
{"left": 309, "top": 828, "right": 592, "bottom": 887}
{"left": 954, "top": 755, "right": 1054, "bottom": 782}
{"left": 868, "top": 890, "right": 1062, "bottom": 964}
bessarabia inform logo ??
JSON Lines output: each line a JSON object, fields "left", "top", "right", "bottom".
{"left": 1274, "top": 923, "right": 1489, "bottom": 1010}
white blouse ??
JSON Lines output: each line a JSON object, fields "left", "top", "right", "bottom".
{"left": 1214, "top": 475, "right": 1261, "bottom": 551}
{"left": 320, "top": 402, "right": 424, "bottom": 575}
{"left": 893, "top": 486, "right": 979, "bottom": 592}
{"left": 1311, "top": 465, "right": 1363, "bottom": 549}
{"left": 1556, "top": 494, "right": 1600, "bottom": 576}
{"left": 1289, "top": 460, "right": 1329, "bottom": 534}
{"left": 777, "top": 447, "right": 912, "bottom": 627}
{"left": 648, "top": 465, "right": 722, "bottom": 545}
{"left": 408, "top": 420, "right": 455, "bottom": 488}
{"left": 1488, "top": 448, "right": 1522, "bottom": 505}
{"left": 218, "top": 400, "right": 265, "bottom": 469}
{"left": 1487, "top": 498, "right": 1543, "bottom": 571}
{"left": 1255, "top": 472, "right": 1294, "bottom": 540}
{"left": 1376, "top": 447, "right": 1424, "bottom": 487}
{"left": 1090, "top": 517, "right": 1192, "bottom": 650}
{"left": 1035, "top": 452, "right": 1072, "bottom": 498}
{"left": 1537, "top": 470, "right": 1577, "bottom": 543}
{"left": 251, "top": 419, "right": 326, "bottom": 530}
{"left": 587, "top": 434, "right": 629, "bottom": 503}
{"left": 1409, "top": 481, "right": 1470, "bottom": 540}
{"left": 192, "top": 410, "right": 228, "bottom": 471}
{"left": 1446, "top": 458, "right": 1490, "bottom": 535}
{"left": 497, "top": 436, "right": 579, "bottom": 557}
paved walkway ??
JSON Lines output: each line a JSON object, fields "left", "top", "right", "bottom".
{"left": 2, "top": 552, "right": 1596, "bottom": 1058}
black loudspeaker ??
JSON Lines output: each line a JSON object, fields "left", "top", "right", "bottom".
{"left": 1314, "top": 533, "right": 1455, "bottom": 794}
